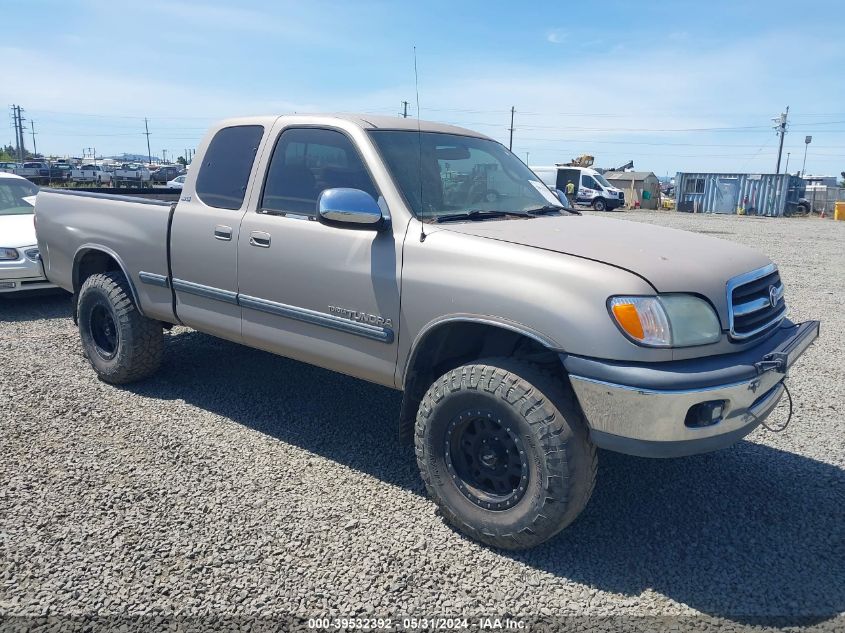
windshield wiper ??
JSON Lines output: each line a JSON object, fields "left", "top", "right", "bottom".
{"left": 524, "top": 204, "right": 581, "bottom": 216}
{"left": 434, "top": 210, "right": 512, "bottom": 223}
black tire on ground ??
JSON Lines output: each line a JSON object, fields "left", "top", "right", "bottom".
{"left": 77, "top": 271, "right": 163, "bottom": 384}
{"left": 414, "top": 358, "right": 597, "bottom": 550}
{"left": 592, "top": 198, "right": 607, "bottom": 211}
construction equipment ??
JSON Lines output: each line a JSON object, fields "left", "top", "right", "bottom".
{"left": 562, "top": 155, "right": 594, "bottom": 168}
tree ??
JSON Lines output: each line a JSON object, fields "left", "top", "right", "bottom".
{"left": 0, "top": 144, "right": 16, "bottom": 162}
{"left": 177, "top": 156, "right": 187, "bottom": 166}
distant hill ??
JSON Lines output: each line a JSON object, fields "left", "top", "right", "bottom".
{"left": 109, "top": 153, "right": 160, "bottom": 162}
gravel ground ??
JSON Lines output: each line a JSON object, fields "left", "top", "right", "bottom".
{"left": 1, "top": 210, "right": 843, "bottom": 632}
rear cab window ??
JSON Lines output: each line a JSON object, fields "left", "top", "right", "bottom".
{"left": 195, "top": 125, "right": 264, "bottom": 210}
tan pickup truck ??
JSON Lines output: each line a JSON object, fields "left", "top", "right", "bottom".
{"left": 34, "top": 114, "right": 819, "bottom": 549}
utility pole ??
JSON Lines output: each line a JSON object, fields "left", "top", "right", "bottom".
{"left": 785, "top": 152, "right": 790, "bottom": 174}
{"left": 144, "top": 118, "right": 152, "bottom": 166}
{"left": 400, "top": 101, "right": 409, "bottom": 118}
{"left": 17, "top": 106, "right": 27, "bottom": 162}
{"left": 10, "top": 106, "right": 19, "bottom": 162}
{"left": 30, "top": 120, "right": 37, "bottom": 157}
{"left": 162, "top": 149, "right": 167, "bottom": 164}
{"left": 801, "top": 135, "right": 812, "bottom": 177}
{"left": 508, "top": 106, "right": 515, "bottom": 151}
{"left": 773, "top": 105, "right": 789, "bottom": 175}
{"left": 12, "top": 105, "right": 26, "bottom": 163}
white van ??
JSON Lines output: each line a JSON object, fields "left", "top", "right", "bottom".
{"left": 531, "top": 165, "right": 625, "bottom": 211}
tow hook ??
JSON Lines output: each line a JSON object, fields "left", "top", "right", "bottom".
{"left": 755, "top": 352, "right": 788, "bottom": 375}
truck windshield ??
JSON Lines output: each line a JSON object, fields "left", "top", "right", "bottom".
{"left": 594, "top": 174, "right": 613, "bottom": 189}
{"left": 0, "top": 180, "right": 38, "bottom": 215}
{"left": 369, "top": 130, "right": 563, "bottom": 221}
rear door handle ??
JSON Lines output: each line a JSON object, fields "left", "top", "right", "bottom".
{"left": 249, "top": 231, "right": 271, "bottom": 248}
{"left": 214, "top": 225, "right": 233, "bottom": 241}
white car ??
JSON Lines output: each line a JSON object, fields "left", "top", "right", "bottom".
{"left": 166, "top": 174, "right": 186, "bottom": 189}
{"left": 71, "top": 164, "right": 112, "bottom": 184}
{"left": 0, "top": 173, "right": 56, "bottom": 294}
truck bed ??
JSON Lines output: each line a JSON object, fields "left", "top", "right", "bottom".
{"left": 35, "top": 188, "right": 178, "bottom": 323}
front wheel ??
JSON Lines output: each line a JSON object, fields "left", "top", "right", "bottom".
{"left": 414, "top": 359, "right": 597, "bottom": 549}
{"left": 77, "top": 271, "right": 164, "bottom": 384}
{"left": 592, "top": 198, "right": 607, "bottom": 211}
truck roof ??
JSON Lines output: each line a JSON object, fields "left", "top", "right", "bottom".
{"left": 214, "top": 114, "right": 491, "bottom": 139}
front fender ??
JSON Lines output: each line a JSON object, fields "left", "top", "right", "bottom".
{"left": 396, "top": 227, "right": 672, "bottom": 385}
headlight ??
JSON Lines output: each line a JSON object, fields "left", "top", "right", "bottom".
{"left": 609, "top": 295, "right": 721, "bottom": 347}
{"left": 0, "top": 248, "right": 19, "bottom": 261}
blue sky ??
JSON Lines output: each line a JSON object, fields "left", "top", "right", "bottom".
{"left": 2, "top": 0, "right": 843, "bottom": 176}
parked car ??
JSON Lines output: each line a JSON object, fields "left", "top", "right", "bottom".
{"left": 16, "top": 161, "right": 50, "bottom": 182}
{"left": 34, "top": 114, "right": 819, "bottom": 549}
{"left": 151, "top": 165, "right": 185, "bottom": 184}
{"left": 71, "top": 164, "right": 112, "bottom": 184}
{"left": 532, "top": 165, "right": 625, "bottom": 211}
{"left": 48, "top": 163, "right": 73, "bottom": 182}
{"left": 0, "top": 162, "right": 19, "bottom": 174}
{"left": 166, "top": 174, "right": 186, "bottom": 189}
{"left": 0, "top": 173, "right": 55, "bottom": 294}
{"left": 113, "top": 163, "right": 151, "bottom": 185}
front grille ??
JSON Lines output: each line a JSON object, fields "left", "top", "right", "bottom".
{"left": 727, "top": 265, "right": 787, "bottom": 340}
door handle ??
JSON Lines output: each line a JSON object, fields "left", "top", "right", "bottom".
{"left": 214, "top": 225, "right": 233, "bottom": 241}
{"left": 249, "top": 231, "right": 271, "bottom": 248}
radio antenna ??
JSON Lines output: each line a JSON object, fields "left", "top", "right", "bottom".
{"left": 414, "top": 46, "right": 426, "bottom": 242}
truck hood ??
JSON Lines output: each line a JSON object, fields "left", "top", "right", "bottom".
{"left": 0, "top": 213, "right": 37, "bottom": 248}
{"left": 440, "top": 215, "right": 770, "bottom": 316}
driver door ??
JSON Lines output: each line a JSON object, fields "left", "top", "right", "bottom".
{"left": 236, "top": 125, "right": 402, "bottom": 387}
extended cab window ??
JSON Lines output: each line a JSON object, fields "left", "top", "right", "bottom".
{"left": 261, "top": 127, "right": 378, "bottom": 216}
{"left": 195, "top": 125, "right": 264, "bottom": 210}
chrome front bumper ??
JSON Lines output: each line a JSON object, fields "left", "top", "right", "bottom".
{"left": 565, "top": 320, "right": 819, "bottom": 458}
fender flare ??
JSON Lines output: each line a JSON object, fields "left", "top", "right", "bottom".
{"left": 400, "top": 313, "right": 563, "bottom": 388}
{"left": 72, "top": 243, "right": 145, "bottom": 319}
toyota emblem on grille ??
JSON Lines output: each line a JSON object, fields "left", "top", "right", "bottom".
{"left": 769, "top": 285, "right": 780, "bottom": 308}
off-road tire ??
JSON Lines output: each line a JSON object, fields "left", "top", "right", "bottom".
{"left": 414, "top": 358, "right": 597, "bottom": 549}
{"left": 77, "top": 271, "right": 163, "bottom": 384}
{"left": 592, "top": 198, "right": 607, "bottom": 211}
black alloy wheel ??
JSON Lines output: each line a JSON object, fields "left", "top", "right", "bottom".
{"left": 445, "top": 410, "right": 529, "bottom": 511}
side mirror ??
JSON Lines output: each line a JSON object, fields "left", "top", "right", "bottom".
{"left": 553, "top": 188, "right": 580, "bottom": 214}
{"left": 553, "top": 188, "right": 571, "bottom": 205}
{"left": 317, "top": 188, "right": 387, "bottom": 230}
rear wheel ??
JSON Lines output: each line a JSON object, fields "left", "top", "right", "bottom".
{"left": 592, "top": 198, "right": 607, "bottom": 211}
{"left": 415, "top": 358, "right": 597, "bottom": 549}
{"left": 77, "top": 271, "right": 163, "bottom": 384}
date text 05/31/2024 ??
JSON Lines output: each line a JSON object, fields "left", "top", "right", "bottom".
{"left": 307, "top": 617, "right": 526, "bottom": 630}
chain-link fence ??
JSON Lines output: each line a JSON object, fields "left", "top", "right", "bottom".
{"left": 806, "top": 187, "right": 845, "bottom": 214}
